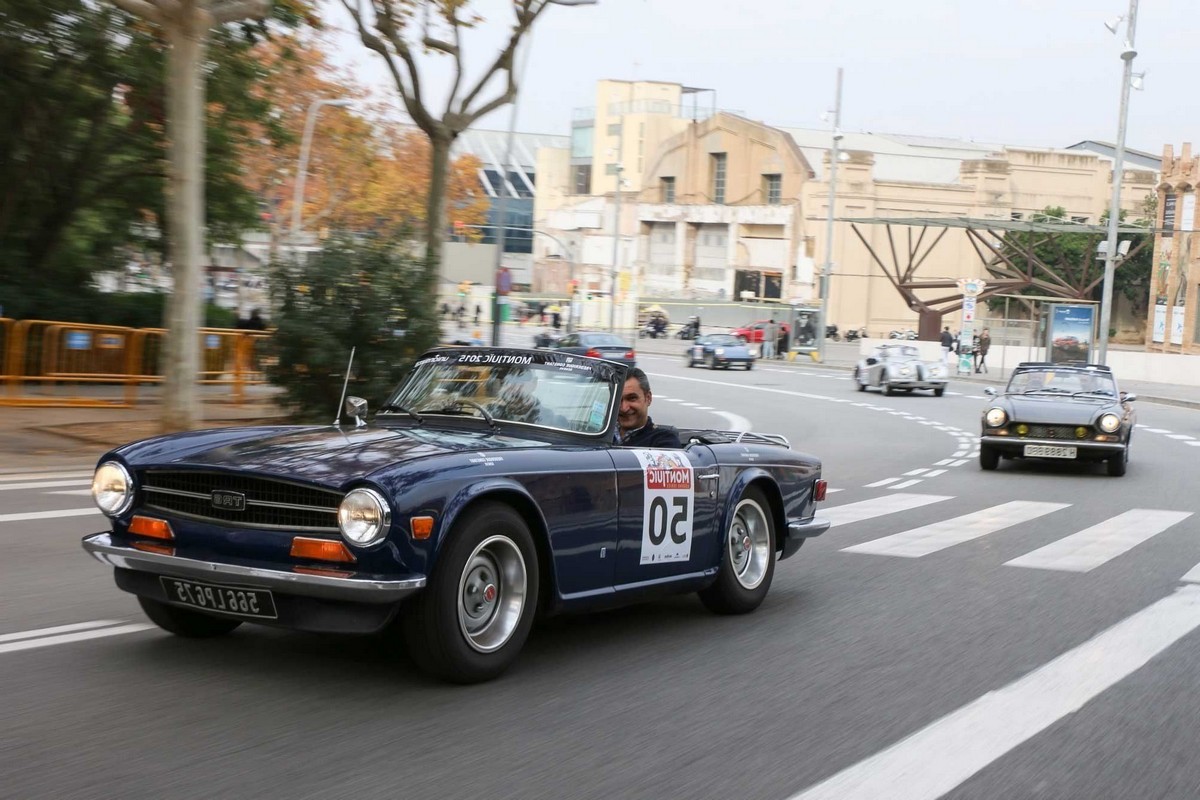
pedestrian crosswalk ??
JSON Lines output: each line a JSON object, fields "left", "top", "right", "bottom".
{"left": 828, "top": 491, "right": 1199, "bottom": 578}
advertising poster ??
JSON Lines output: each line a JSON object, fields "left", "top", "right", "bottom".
{"left": 1153, "top": 302, "right": 1167, "bottom": 343}
{"left": 1171, "top": 306, "right": 1186, "bottom": 345}
{"left": 1047, "top": 304, "right": 1096, "bottom": 364}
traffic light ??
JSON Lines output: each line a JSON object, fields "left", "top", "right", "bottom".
{"left": 567, "top": 279, "right": 579, "bottom": 295}
{"left": 458, "top": 280, "right": 471, "bottom": 297}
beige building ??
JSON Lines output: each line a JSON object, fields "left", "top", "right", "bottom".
{"left": 1148, "top": 143, "right": 1200, "bottom": 352}
{"left": 534, "top": 80, "right": 1159, "bottom": 336}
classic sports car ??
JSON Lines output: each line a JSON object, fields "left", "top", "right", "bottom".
{"left": 852, "top": 344, "right": 948, "bottom": 396}
{"left": 547, "top": 331, "right": 636, "bottom": 368}
{"left": 979, "top": 362, "right": 1136, "bottom": 476}
{"left": 82, "top": 348, "right": 829, "bottom": 683}
{"left": 685, "top": 333, "right": 757, "bottom": 370}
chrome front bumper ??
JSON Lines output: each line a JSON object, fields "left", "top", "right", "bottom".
{"left": 980, "top": 435, "right": 1126, "bottom": 454}
{"left": 82, "top": 532, "right": 426, "bottom": 604}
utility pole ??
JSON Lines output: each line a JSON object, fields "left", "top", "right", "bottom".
{"left": 816, "top": 67, "right": 843, "bottom": 364}
{"left": 1097, "top": 0, "right": 1139, "bottom": 364}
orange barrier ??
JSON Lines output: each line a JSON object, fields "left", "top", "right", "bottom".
{"left": 0, "top": 319, "right": 271, "bottom": 407}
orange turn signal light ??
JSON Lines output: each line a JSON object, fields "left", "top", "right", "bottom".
{"left": 410, "top": 516, "right": 435, "bottom": 540}
{"left": 129, "top": 516, "right": 174, "bottom": 541}
{"left": 290, "top": 537, "right": 356, "bottom": 564}
{"left": 131, "top": 541, "right": 175, "bottom": 556}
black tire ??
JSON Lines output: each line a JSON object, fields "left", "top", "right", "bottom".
{"left": 402, "top": 502, "right": 539, "bottom": 684}
{"left": 745, "top": 362, "right": 753, "bottom": 370}
{"left": 980, "top": 445, "right": 999, "bottom": 471}
{"left": 1107, "top": 446, "right": 1128, "bottom": 477}
{"left": 684, "top": 353, "right": 694, "bottom": 368}
{"left": 137, "top": 596, "right": 243, "bottom": 638}
{"left": 884, "top": 383, "right": 896, "bottom": 396}
{"left": 855, "top": 369, "right": 866, "bottom": 391}
{"left": 699, "top": 487, "right": 776, "bottom": 615}
{"left": 709, "top": 355, "right": 719, "bottom": 370}
{"left": 933, "top": 387, "right": 945, "bottom": 397}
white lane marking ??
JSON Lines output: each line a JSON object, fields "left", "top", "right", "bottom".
{"left": 965, "top": 394, "right": 987, "bottom": 399}
{"left": 934, "top": 459, "right": 955, "bottom": 466}
{"left": 47, "top": 489, "right": 95, "bottom": 496}
{"left": 712, "top": 411, "right": 752, "bottom": 432}
{"left": 788, "top": 585, "right": 1200, "bottom": 800}
{"left": 903, "top": 469, "right": 930, "bottom": 476}
{"left": 823, "top": 493, "right": 952, "bottom": 527}
{"left": 664, "top": 397, "right": 684, "bottom": 402}
{"left": 0, "top": 623, "right": 155, "bottom": 655}
{"left": 889, "top": 479, "right": 923, "bottom": 489}
{"left": 946, "top": 391, "right": 963, "bottom": 396}
{"left": 1188, "top": 441, "right": 1200, "bottom": 448}
{"left": 924, "top": 469, "right": 947, "bottom": 477}
{"left": 0, "top": 471, "right": 92, "bottom": 482}
{"left": 948, "top": 459, "right": 968, "bottom": 466}
{"left": 864, "top": 478, "right": 900, "bottom": 488}
{"left": 1183, "top": 562, "right": 1200, "bottom": 583}
{"left": 1143, "top": 428, "right": 1169, "bottom": 433}
{"left": 0, "top": 479, "right": 91, "bottom": 492}
{"left": 1166, "top": 434, "right": 1195, "bottom": 440}
{"left": 1005, "top": 510, "right": 1193, "bottom": 573}
{"left": 842, "top": 501, "right": 1070, "bottom": 558}
{"left": 952, "top": 451, "right": 969, "bottom": 458}
{"left": 826, "top": 488, "right": 845, "bottom": 493}
{"left": 0, "top": 620, "right": 130, "bottom": 644}
{"left": 0, "top": 508, "right": 100, "bottom": 523}
{"left": 680, "top": 402, "right": 699, "bottom": 407}
{"left": 695, "top": 406, "right": 712, "bottom": 410}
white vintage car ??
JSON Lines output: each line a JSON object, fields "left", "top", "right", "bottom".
{"left": 853, "top": 344, "right": 948, "bottom": 396}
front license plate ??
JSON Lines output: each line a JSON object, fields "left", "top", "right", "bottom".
{"left": 160, "top": 577, "right": 278, "bottom": 619}
{"left": 1024, "top": 444, "right": 1077, "bottom": 459}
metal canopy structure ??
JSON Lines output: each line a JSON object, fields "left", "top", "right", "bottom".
{"left": 836, "top": 215, "right": 1153, "bottom": 340}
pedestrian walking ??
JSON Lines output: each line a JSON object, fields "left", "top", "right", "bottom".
{"left": 939, "top": 326, "right": 954, "bottom": 364}
{"left": 762, "top": 319, "right": 777, "bottom": 359}
{"left": 777, "top": 326, "right": 789, "bottom": 359}
{"left": 976, "top": 328, "right": 991, "bottom": 373}
{"left": 473, "top": 304, "right": 482, "bottom": 325}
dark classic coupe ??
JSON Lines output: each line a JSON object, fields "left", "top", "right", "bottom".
{"left": 979, "top": 362, "right": 1136, "bottom": 476}
{"left": 685, "top": 333, "right": 757, "bottom": 370}
{"left": 852, "top": 344, "right": 948, "bottom": 396}
{"left": 83, "top": 348, "right": 829, "bottom": 683}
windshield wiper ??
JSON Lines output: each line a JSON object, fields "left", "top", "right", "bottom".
{"left": 1071, "top": 390, "right": 1115, "bottom": 398}
{"left": 1022, "top": 388, "right": 1069, "bottom": 394}
{"left": 377, "top": 403, "right": 423, "bottom": 424}
{"left": 418, "top": 400, "right": 497, "bottom": 430}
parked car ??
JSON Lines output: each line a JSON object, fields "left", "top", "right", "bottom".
{"left": 549, "top": 331, "right": 636, "bottom": 367}
{"left": 852, "top": 344, "right": 948, "bottom": 396}
{"left": 732, "top": 320, "right": 791, "bottom": 344}
{"left": 686, "top": 333, "right": 757, "bottom": 370}
{"left": 979, "top": 362, "right": 1136, "bottom": 476}
{"left": 81, "top": 348, "right": 830, "bottom": 683}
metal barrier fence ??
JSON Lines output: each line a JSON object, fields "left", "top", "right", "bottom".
{"left": 1, "top": 319, "right": 270, "bottom": 407}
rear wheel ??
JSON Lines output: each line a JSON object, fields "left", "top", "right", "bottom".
{"left": 699, "top": 487, "right": 776, "bottom": 615}
{"left": 980, "top": 445, "right": 999, "bottom": 471}
{"left": 933, "top": 387, "right": 945, "bottom": 397}
{"left": 403, "top": 503, "right": 538, "bottom": 684}
{"left": 137, "top": 597, "right": 243, "bottom": 638}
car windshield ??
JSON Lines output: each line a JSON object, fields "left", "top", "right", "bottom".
{"left": 1006, "top": 369, "right": 1116, "bottom": 396}
{"left": 705, "top": 334, "right": 741, "bottom": 346}
{"left": 382, "top": 351, "right": 616, "bottom": 434}
{"left": 580, "top": 333, "right": 626, "bottom": 347}
{"left": 878, "top": 346, "right": 920, "bottom": 359}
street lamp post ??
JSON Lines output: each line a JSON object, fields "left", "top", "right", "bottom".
{"left": 608, "top": 161, "right": 623, "bottom": 332}
{"left": 1097, "top": 0, "right": 1139, "bottom": 364}
{"left": 815, "top": 67, "right": 843, "bottom": 363}
{"left": 291, "top": 98, "right": 352, "bottom": 242}
{"left": 490, "top": 0, "right": 598, "bottom": 346}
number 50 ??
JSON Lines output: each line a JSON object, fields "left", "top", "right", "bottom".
{"left": 649, "top": 496, "right": 688, "bottom": 545}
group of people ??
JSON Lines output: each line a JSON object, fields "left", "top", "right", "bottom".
{"left": 940, "top": 326, "right": 991, "bottom": 373}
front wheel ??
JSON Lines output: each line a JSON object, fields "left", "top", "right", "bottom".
{"left": 699, "top": 487, "right": 776, "bottom": 615}
{"left": 855, "top": 369, "right": 866, "bottom": 391}
{"left": 709, "top": 355, "right": 719, "bottom": 370}
{"left": 933, "top": 387, "right": 945, "bottom": 397}
{"left": 137, "top": 597, "right": 243, "bottom": 638}
{"left": 403, "top": 503, "right": 539, "bottom": 684}
{"left": 980, "top": 445, "right": 999, "bottom": 471}
{"left": 1107, "top": 446, "right": 1128, "bottom": 476}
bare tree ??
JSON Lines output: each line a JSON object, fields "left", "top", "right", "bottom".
{"left": 109, "top": 0, "right": 273, "bottom": 432}
{"left": 339, "top": 1, "right": 579, "bottom": 285}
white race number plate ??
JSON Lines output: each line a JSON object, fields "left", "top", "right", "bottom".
{"left": 1024, "top": 444, "right": 1077, "bottom": 459}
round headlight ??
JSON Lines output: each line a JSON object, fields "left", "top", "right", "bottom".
{"left": 714, "top": 347, "right": 725, "bottom": 355}
{"left": 92, "top": 461, "right": 134, "bottom": 517}
{"left": 897, "top": 366, "right": 912, "bottom": 376}
{"left": 985, "top": 407, "right": 1008, "bottom": 427}
{"left": 338, "top": 488, "right": 391, "bottom": 546}
{"left": 1098, "top": 413, "right": 1121, "bottom": 433}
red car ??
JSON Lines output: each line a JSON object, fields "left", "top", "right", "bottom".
{"left": 733, "top": 320, "right": 791, "bottom": 343}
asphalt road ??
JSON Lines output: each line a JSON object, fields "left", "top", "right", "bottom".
{"left": 4, "top": 356, "right": 1200, "bottom": 799}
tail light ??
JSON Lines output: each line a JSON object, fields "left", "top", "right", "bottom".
{"left": 813, "top": 479, "right": 827, "bottom": 502}
{"left": 584, "top": 348, "right": 603, "bottom": 358}
{"left": 625, "top": 350, "right": 636, "bottom": 359}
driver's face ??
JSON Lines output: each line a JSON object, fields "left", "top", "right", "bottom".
{"left": 619, "top": 377, "right": 651, "bottom": 432}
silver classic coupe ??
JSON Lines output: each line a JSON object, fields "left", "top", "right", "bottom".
{"left": 852, "top": 344, "right": 948, "bottom": 396}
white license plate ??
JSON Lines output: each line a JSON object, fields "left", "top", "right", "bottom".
{"left": 1024, "top": 444, "right": 1077, "bottom": 459}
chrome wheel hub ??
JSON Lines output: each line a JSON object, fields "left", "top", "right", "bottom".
{"left": 727, "top": 499, "right": 770, "bottom": 590}
{"left": 457, "top": 535, "right": 527, "bottom": 653}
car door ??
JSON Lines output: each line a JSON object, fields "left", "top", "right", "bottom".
{"left": 608, "top": 444, "right": 720, "bottom": 590}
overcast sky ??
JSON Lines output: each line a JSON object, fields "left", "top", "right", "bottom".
{"left": 324, "top": 0, "right": 1197, "bottom": 154}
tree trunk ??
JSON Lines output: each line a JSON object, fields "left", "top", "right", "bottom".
{"left": 161, "top": 16, "right": 207, "bottom": 432}
{"left": 423, "top": 132, "right": 452, "bottom": 293}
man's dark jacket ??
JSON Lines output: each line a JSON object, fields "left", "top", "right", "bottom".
{"left": 940, "top": 330, "right": 954, "bottom": 347}
{"left": 621, "top": 417, "right": 681, "bottom": 448}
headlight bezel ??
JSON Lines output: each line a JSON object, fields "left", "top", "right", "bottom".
{"left": 984, "top": 407, "right": 1008, "bottom": 428}
{"left": 1098, "top": 413, "right": 1122, "bottom": 433}
{"left": 337, "top": 487, "right": 392, "bottom": 547}
{"left": 92, "top": 460, "right": 134, "bottom": 517}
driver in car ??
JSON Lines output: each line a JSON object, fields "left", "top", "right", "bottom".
{"left": 616, "top": 368, "right": 681, "bottom": 448}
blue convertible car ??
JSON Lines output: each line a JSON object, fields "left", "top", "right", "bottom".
{"left": 83, "top": 348, "right": 829, "bottom": 683}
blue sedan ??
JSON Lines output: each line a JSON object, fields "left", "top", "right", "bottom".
{"left": 81, "top": 348, "right": 827, "bottom": 683}
{"left": 685, "top": 333, "right": 757, "bottom": 370}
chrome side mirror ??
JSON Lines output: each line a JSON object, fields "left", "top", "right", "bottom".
{"left": 984, "top": 386, "right": 997, "bottom": 397}
{"left": 344, "top": 396, "right": 368, "bottom": 427}
{"left": 1123, "top": 392, "right": 1137, "bottom": 403}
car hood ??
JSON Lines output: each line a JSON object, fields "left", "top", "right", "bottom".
{"left": 999, "top": 395, "right": 1112, "bottom": 424}
{"left": 115, "top": 424, "right": 551, "bottom": 486}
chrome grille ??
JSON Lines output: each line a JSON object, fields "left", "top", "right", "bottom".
{"left": 139, "top": 470, "right": 342, "bottom": 531}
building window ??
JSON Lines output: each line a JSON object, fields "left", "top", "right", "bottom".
{"left": 1010, "top": 211, "right": 1023, "bottom": 221}
{"left": 607, "top": 122, "right": 622, "bottom": 136}
{"left": 604, "top": 163, "right": 621, "bottom": 176}
{"left": 571, "top": 164, "right": 592, "bottom": 195}
{"left": 1071, "top": 215, "right": 1089, "bottom": 224}
{"left": 711, "top": 153, "right": 727, "bottom": 204}
{"left": 570, "top": 125, "right": 593, "bottom": 159}
{"left": 661, "top": 177, "right": 676, "bottom": 204}
{"left": 763, "top": 174, "right": 782, "bottom": 205}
